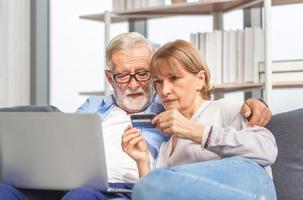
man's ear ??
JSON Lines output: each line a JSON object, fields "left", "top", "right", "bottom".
{"left": 196, "top": 70, "right": 205, "bottom": 90}
{"left": 105, "top": 69, "right": 114, "bottom": 84}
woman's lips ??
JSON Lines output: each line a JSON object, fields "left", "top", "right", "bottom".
{"left": 163, "top": 99, "right": 176, "bottom": 105}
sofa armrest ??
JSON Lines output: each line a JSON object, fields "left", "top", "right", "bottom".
{"left": 0, "top": 105, "right": 61, "bottom": 112}
{"left": 266, "top": 108, "right": 303, "bottom": 200}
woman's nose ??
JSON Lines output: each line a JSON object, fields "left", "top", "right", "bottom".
{"left": 161, "top": 80, "right": 172, "bottom": 95}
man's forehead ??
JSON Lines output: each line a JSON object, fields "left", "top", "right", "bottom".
{"left": 111, "top": 48, "right": 151, "bottom": 71}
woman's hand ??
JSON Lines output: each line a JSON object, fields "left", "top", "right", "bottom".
{"left": 121, "top": 125, "right": 149, "bottom": 163}
{"left": 152, "top": 110, "right": 204, "bottom": 143}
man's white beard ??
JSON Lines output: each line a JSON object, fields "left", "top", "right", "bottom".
{"left": 115, "top": 86, "right": 152, "bottom": 112}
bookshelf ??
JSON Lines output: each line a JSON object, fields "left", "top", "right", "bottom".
{"left": 79, "top": 0, "right": 303, "bottom": 106}
{"left": 80, "top": 0, "right": 303, "bottom": 22}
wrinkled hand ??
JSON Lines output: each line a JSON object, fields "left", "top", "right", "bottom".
{"left": 241, "top": 99, "right": 272, "bottom": 127}
{"left": 152, "top": 110, "right": 203, "bottom": 142}
{"left": 121, "top": 125, "right": 149, "bottom": 163}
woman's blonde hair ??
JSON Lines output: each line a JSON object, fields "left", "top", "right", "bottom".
{"left": 149, "top": 39, "right": 213, "bottom": 100}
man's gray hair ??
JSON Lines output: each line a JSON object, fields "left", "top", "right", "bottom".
{"left": 105, "top": 32, "right": 154, "bottom": 69}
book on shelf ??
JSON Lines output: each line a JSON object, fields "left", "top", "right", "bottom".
{"left": 259, "top": 59, "right": 303, "bottom": 82}
{"left": 259, "top": 59, "right": 303, "bottom": 72}
{"left": 190, "top": 27, "right": 265, "bottom": 85}
{"left": 190, "top": 32, "right": 200, "bottom": 51}
{"left": 222, "top": 31, "right": 229, "bottom": 83}
{"left": 198, "top": 32, "right": 206, "bottom": 59}
{"left": 205, "top": 31, "right": 223, "bottom": 85}
{"left": 227, "top": 30, "right": 237, "bottom": 83}
{"left": 259, "top": 71, "right": 303, "bottom": 82}
{"left": 112, "top": 0, "right": 165, "bottom": 11}
{"left": 236, "top": 30, "right": 245, "bottom": 83}
{"left": 244, "top": 27, "right": 264, "bottom": 83}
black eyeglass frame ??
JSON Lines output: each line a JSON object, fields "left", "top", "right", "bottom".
{"left": 112, "top": 70, "right": 152, "bottom": 84}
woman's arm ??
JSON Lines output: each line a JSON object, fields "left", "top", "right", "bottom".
{"left": 205, "top": 122, "right": 278, "bottom": 166}
{"left": 153, "top": 108, "right": 278, "bottom": 167}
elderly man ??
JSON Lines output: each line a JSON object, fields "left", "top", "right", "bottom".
{"left": 0, "top": 32, "right": 271, "bottom": 200}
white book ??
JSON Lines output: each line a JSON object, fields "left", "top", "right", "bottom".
{"left": 205, "top": 31, "right": 222, "bottom": 84}
{"left": 118, "top": 0, "right": 126, "bottom": 11}
{"left": 213, "top": 30, "right": 223, "bottom": 84}
{"left": 198, "top": 32, "right": 206, "bottom": 59}
{"left": 148, "top": 0, "right": 165, "bottom": 7}
{"left": 141, "top": 0, "right": 149, "bottom": 8}
{"left": 112, "top": 0, "right": 119, "bottom": 11}
{"left": 133, "top": 0, "right": 142, "bottom": 9}
{"left": 205, "top": 32, "right": 216, "bottom": 84}
{"left": 190, "top": 32, "right": 199, "bottom": 50}
{"left": 253, "top": 27, "right": 264, "bottom": 83}
{"left": 236, "top": 30, "right": 245, "bottom": 83}
{"left": 228, "top": 30, "right": 237, "bottom": 83}
{"left": 244, "top": 27, "right": 254, "bottom": 83}
{"left": 126, "top": 0, "right": 134, "bottom": 10}
{"left": 222, "top": 31, "right": 229, "bottom": 83}
{"left": 259, "top": 71, "right": 303, "bottom": 82}
{"left": 259, "top": 59, "right": 303, "bottom": 72}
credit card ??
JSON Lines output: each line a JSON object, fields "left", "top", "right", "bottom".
{"left": 130, "top": 113, "right": 156, "bottom": 128}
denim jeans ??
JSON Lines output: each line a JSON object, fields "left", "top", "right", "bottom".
{"left": 0, "top": 183, "right": 132, "bottom": 200}
{"left": 132, "top": 156, "right": 277, "bottom": 200}
{"left": 61, "top": 183, "right": 133, "bottom": 200}
{"left": 0, "top": 183, "right": 28, "bottom": 200}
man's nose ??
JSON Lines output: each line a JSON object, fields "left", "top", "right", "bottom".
{"left": 128, "top": 76, "right": 140, "bottom": 90}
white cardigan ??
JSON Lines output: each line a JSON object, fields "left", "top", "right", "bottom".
{"left": 156, "top": 99, "right": 278, "bottom": 175}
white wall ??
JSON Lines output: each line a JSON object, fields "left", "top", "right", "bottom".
{"left": 50, "top": 0, "right": 127, "bottom": 112}
{"left": 50, "top": 2, "right": 303, "bottom": 113}
{"left": 0, "top": 0, "right": 30, "bottom": 107}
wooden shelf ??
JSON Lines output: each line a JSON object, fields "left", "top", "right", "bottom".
{"left": 214, "top": 83, "right": 264, "bottom": 93}
{"left": 79, "top": 82, "right": 303, "bottom": 96}
{"left": 79, "top": 91, "right": 106, "bottom": 96}
{"left": 79, "top": 0, "right": 303, "bottom": 23}
{"left": 272, "top": 81, "right": 303, "bottom": 88}
{"left": 79, "top": 13, "right": 166, "bottom": 23}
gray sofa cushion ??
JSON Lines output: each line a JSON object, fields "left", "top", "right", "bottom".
{"left": 0, "top": 105, "right": 61, "bottom": 112}
{"left": 266, "top": 108, "right": 303, "bottom": 200}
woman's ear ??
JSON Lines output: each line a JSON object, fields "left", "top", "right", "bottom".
{"left": 196, "top": 70, "right": 205, "bottom": 91}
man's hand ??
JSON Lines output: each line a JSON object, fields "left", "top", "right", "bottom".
{"left": 121, "top": 125, "right": 149, "bottom": 163}
{"left": 241, "top": 99, "right": 272, "bottom": 127}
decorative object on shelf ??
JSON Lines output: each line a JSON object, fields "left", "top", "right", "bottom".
{"left": 171, "top": 0, "right": 187, "bottom": 4}
{"left": 259, "top": 59, "right": 303, "bottom": 82}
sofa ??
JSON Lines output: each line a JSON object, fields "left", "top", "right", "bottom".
{"left": 267, "top": 108, "right": 303, "bottom": 200}
{"left": 0, "top": 106, "right": 302, "bottom": 200}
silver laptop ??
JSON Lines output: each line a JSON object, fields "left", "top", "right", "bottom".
{"left": 0, "top": 112, "right": 131, "bottom": 192}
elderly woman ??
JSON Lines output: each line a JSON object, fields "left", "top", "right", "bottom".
{"left": 122, "top": 39, "right": 277, "bottom": 200}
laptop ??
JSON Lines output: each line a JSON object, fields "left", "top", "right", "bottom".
{"left": 0, "top": 112, "right": 131, "bottom": 193}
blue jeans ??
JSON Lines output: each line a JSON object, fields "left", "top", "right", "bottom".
{"left": 132, "top": 156, "right": 277, "bottom": 200}
{"left": 0, "top": 183, "right": 131, "bottom": 200}
{"left": 0, "top": 183, "right": 28, "bottom": 200}
{"left": 62, "top": 183, "right": 133, "bottom": 200}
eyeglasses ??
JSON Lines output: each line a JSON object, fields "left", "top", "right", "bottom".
{"left": 112, "top": 70, "right": 151, "bottom": 84}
